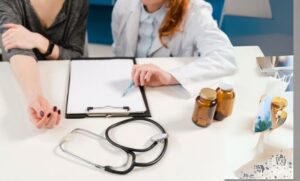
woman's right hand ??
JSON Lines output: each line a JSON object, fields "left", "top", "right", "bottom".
{"left": 28, "top": 95, "right": 61, "bottom": 129}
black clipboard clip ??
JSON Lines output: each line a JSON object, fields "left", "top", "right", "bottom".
{"left": 87, "top": 106, "right": 130, "bottom": 112}
{"left": 86, "top": 106, "right": 131, "bottom": 118}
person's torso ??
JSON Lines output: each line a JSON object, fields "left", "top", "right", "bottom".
{"left": 8, "top": 0, "right": 86, "bottom": 60}
{"left": 113, "top": 0, "right": 212, "bottom": 58}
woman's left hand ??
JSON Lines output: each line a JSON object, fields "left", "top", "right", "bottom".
{"left": 132, "top": 64, "right": 178, "bottom": 87}
{"left": 1, "top": 23, "right": 41, "bottom": 52}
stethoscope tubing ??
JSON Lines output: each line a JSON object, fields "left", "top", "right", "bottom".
{"left": 105, "top": 117, "right": 168, "bottom": 170}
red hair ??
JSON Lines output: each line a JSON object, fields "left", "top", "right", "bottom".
{"left": 159, "top": 0, "right": 189, "bottom": 46}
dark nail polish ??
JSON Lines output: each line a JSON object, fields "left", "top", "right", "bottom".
{"left": 47, "top": 113, "right": 52, "bottom": 118}
{"left": 53, "top": 106, "right": 57, "bottom": 112}
{"left": 58, "top": 110, "right": 61, "bottom": 115}
{"left": 39, "top": 111, "right": 45, "bottom": 117}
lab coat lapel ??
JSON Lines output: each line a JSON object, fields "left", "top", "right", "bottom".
{"left": 125, "top": 4, "right": 140, "bottom": 56}
{"left": 148, "top": 34, "right": 164, "bottom": 56}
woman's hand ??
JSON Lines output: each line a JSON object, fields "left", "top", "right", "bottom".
{"left": 132, "top": 64, "right": 178, "bottom": 87}
{"left": 28, "top": 95, "right": 61, "bottom": 129}
{"left": 1, "top": 23, "right": 48, "bottom": 53}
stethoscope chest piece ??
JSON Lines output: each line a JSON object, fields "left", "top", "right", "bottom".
{"left": 59, "top": 117, "right": 168, "bottom": 174}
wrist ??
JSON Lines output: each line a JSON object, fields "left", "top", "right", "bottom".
{"left": 26, "top": 92, "right": 42, "bottom": 105}
{"left": 163, "top": 72, "right": 179, "bottom": 85}
{"left": 34, "top": 33, "right": 49, "bottom": 54}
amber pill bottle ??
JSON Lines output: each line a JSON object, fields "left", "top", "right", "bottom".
{"left": 192, "top": 88, "right": 217, "bottom": 127}
{"left": 214, "top": 83, "right": 235, "bottom": 121}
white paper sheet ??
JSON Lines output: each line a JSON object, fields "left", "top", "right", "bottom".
{"left": 67, "top": 59, "right": 147, "bottom": 114}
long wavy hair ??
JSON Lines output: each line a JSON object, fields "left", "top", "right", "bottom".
{"left": 159, "top": 0, "right": 189, "bottom": 47}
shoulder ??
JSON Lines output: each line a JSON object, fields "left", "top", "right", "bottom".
{"left": 114, "top": 0, "right": 139, "bottom": 7}
{"left": 0, "top": 0, "right": 18, "bottom": 5}
{"left": 66, "top": 0, "right": 88, "bottom": 18}
{"left": 113, "top": 0, "right": 140, "bottom": 14}
{"left": 68, "top": 0, "right": 88, "bottom": 11}
{"left": 184, "top": 0, "right": 216, "bottom": 27}
{"left": 0, "top": 0, "right": 22, "bottom": 10}
{"left": 189, "top": 0, "right": 213, "bottom": 13}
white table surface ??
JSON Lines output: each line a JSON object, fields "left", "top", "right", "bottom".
{"left": 0, "top": 46, "right": 293, "bottom": 180}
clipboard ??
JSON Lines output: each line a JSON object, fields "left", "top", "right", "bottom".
{"left": 65, "top": 57, "right": 151, "bottom": 118}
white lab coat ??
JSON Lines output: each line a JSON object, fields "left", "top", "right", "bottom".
{"left": 112, "top": 0, "right": 237, "bottom": 96}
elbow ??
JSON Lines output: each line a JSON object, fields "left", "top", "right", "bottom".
{"left": 222, "top": 47, "right": 238, "bottom": 76}
{"left": 227, "top": 56, "right": 238, "bottom": 75}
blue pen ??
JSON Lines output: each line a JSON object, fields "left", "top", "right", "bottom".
{"left": 122, "top": 81, "right": 135, "bottom": 97}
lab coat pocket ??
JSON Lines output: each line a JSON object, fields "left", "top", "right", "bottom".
{"left": 181, "top": 46, "right": 195, "bottom": 57}
{"left": 152, "top": 47, "right": 172, "bottom": 57}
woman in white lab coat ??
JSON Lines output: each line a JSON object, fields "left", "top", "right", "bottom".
{"left": 112, "top": 0, "right": 237, "bottom": 94}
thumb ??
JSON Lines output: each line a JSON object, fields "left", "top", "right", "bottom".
{"left": 31, "top": 101, "right": 46, "bottom": 119}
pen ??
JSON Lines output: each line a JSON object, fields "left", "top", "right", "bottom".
{"left": 122, "top": 81, "right": 135, "bottom": 97}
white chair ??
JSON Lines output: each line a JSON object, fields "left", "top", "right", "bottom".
{"left": 219, "top": 0, "right": 272, "bottom": 27}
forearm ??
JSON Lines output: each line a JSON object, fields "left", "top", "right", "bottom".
{"left": 10, "top": 55, "right": 43, "bottom": 102}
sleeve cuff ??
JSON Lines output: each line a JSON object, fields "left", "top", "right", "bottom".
{"left": 168, "top": 67, "right": 220, "bottom": 97}
{"left": 3, "top": 48, "right": 36, "bottom": 61}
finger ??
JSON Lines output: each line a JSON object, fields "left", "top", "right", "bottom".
{"left": 29, "top": 108, "right": 41, "bottom": 122}
{"left": 31, "top": 101, "right": 46, "bottom": 120}
{"left": 2, "top": 29, "right": 16, "bottom": 40}
{"left": 2, "top": 30, "right": 10, "bottom": 38}
{"left": 29, "top": 111, "right": 39, "bottom": 124}
{"left": 56, "top": 110, "right": 61, "bottom": 125}
{"left": 145, "top": 71, "right": 153, "bottom": 82}
{"left": 3, "top": 23, "right": 19, "bottom": 29}
{"left": 133, "top": 68, "right": 142, "bottom": 87}
{"left": 36, "top": 113, "right": 51, "bottom": 129}
{"left": 43, "top": 112, "right": 53, "bottom": 128}
{"left": 140, "top": 70, "right": 147, "bottom": 86}
{"left": 4, "top": 42, "right": 18, "bottom": 52}
{"left": 2, "top": 39, "right": 16, "bottom": 51}
{"left": 46, "top": 106, "right": 58, "bottom": 128}
{"left": 46, "top": 112, "right": 58, "bottom": 129}
{"left": 2, "top": 36, "right": 12, "bottom": 44}
{"left": 2, "top": 32, "right": 12, "bottom": 41}
{"left": 6, "top": 42, "right": 19, "bottom": 51}
{"left": 131, "top": 65, "right": 137, "bottom": 79}
{"left": 45, "top": 106, "right": 57, "bottom": 128}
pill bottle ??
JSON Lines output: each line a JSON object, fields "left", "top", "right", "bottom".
{"left": 214, "top": 83, "right": 235, "bottom": 121}
{"left": 192, "top": 88, "right": 217, "bottom": 127}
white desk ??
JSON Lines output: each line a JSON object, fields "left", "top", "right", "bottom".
{"left": 0, "top": 46, "right": 293, "bottom": 180}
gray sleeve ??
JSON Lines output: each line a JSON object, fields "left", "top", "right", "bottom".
{"left": 0, "top": 0, "right": 36, "bottom": 61}
{"left": 58, "top": 1, "right": 88, "bottom": 60}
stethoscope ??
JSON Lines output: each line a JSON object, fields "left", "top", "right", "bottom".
{"left": 59, "top": 117, "right": 168, "bottom": 175}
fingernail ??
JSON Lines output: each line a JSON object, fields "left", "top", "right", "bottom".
{"left": 53, "top": 106, "right": 57, "bottom": 112}
{"left": 39, "top": 111, "right": 45, "bottom": 117}
{"left": 47, "top": 113, "right": 52, "bottom": 118}
{"left": 58, "top": 110, "right": 61, "bottom": 115}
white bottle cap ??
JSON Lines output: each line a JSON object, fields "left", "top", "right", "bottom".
{"left": 219, "top": 82, "right": 234, "bottom": 91}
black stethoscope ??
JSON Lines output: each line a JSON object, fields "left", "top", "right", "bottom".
{"left": 59, "top": 118, "right": 168, "bottom": 175}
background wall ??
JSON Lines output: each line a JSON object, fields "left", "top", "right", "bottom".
{"left": 221, "top": 0, "right": 293, "bottom": 56}
{"left": 87, "top": 0, "right": 115, "bottom": 44}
